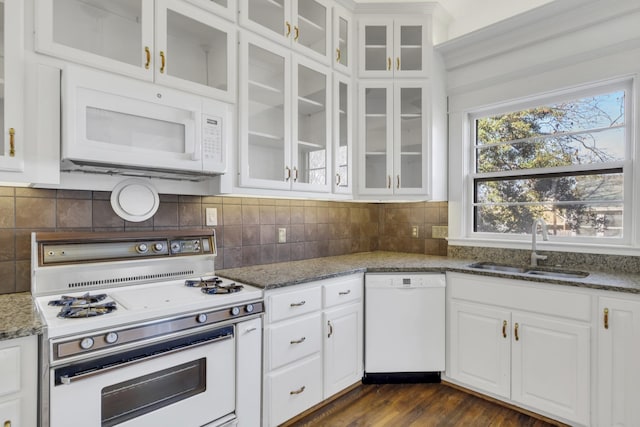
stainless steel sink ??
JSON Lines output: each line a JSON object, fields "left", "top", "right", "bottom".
{"left": 468, "top": 262, "right": 589, "bottom": 279}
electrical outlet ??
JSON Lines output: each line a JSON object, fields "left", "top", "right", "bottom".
{"left": 205, "top": 208, "right": 217, "bottom": 226}
{"left": 411, "top": 226, "right": 419, "bottom": 238}
{"left": 278, "top": 228, "right": 287, "bottom": 243}
{"left": 432, "top": 225, "right": 448, "bottom": 239}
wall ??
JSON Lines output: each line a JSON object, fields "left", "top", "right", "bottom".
{"left": 0, "top": 187, "right": 448, "bottom": 294}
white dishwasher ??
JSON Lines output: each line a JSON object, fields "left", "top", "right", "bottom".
{"left": 364, "top": 273, "right": 446, "bottom": 383}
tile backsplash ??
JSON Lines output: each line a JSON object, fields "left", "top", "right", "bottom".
{"left": 0, "top": 187, "right": 448, "bottom": 294}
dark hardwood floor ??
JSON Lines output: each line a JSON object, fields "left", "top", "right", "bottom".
{"left": 286, "top": 383, "right": 561, "bottom": 427}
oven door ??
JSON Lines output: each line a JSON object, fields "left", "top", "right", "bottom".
{"left": 50, "top": 325, "right": 236, "bottom": 427}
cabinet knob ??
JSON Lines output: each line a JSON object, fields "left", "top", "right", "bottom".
{"left": 604, "top": 308, "right": 609, "bottom": 329}
{"left": 144, "top": 46, "right": 151, "bottom": 69}
{"left": 9, "top": 128, "right": 15, "bottom": 157}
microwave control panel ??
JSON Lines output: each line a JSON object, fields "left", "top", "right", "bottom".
{"left": 202, "top": 115, "right": 223, "bottom": 169}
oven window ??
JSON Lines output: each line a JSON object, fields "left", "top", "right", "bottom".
{"left": 101, "top": 358, "right": 206, "bottom": 426}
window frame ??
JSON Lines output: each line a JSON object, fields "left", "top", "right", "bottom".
{"left": 465, "top": 78, "right": 634, "bottom": 246}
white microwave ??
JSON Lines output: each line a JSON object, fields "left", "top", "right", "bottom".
{"left": 61, "top": 65, "right": 231, "bottom": 180}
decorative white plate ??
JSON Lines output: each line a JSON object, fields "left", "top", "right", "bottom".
{"left": 110, "top": 179, "right": 160, "bottom": 222}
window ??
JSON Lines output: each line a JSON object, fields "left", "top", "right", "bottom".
{"left": 470, "top": 81, "right": 629, "bottom": 240}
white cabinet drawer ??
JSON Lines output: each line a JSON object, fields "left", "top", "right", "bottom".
{"left": 266, "top": 355, "right": 323, "bottom": 427}
{"left": 268, "top": 286, "right": 322, "bottom": 322}
{"left": 267, "top": 313, "right": 322, "bottom": 370}
{"left": 0, "top": 345, "right": 21, "bottom": 397}
{"left": 323, "top": 275, "right": 363, "bottom": 308}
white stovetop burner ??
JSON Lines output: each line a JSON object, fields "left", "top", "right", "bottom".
{"left": 36, "top": 276, "right": 262, "bottom": 339}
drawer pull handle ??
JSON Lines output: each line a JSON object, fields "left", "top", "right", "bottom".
{"left": 502, "top": 320, "right": 507, "bottom": 338}
{"left": 387, "top": 57, "right": 391, "bottom": 70}
{"left": 9, "top": 128, "right": 15, "bottom": 157}
{"left": 338, "top": 290, "right": 351, "bottom": 296}
{"left": 604, "top": 308, "right": 609, "bottom": 329}
{"left": 159, "top": 50, "right": 166, "bottom": 73}
{"left": 514, "top": 323, "right": 520, "bottom": 341}
{"left": 294, "top": 26, "right": 299, "bottom": 41}
{"left": 285, "top": 21, "right": 291, "bottom": 37}
{"left": 244, "top": 327, "right": 257, "bottom": 334}
{"left": 290, "top": 337, "right": 306, "bottom": 344}
{"left": 290, "top": 385, "right": 306, "bottom": 395}
{"left": 290, "top": 300, "right": 306, "bottom": 307}
{"left": 144, "top": 46, "right": 151, "bottom": 69}
{"left": 336, "top": 48, "right": 341, "bottom": 62}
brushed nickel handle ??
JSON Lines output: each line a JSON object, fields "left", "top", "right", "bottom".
{"left": 290, "top": 300, "right": 305, "bottom": 307}
{"left": 387, "top": 175, "right": 391, "bottom": 189}
{"left": 336, "top": 48, "right": 341, "bottom": 62}
{"left": 294, "top": 26, "right": 299, "bottom": 41}
{"left": 244, "top": 327, "right": 257, "bottom": 334}
{"left": 159, "top": 51, "right": 166, "bottom": 73}
{"left": 336, "top": 173, "right": 341, "bottom": 186}
{"left": 604, "top": 308, "right": 609, "bottom": 329}
{"left": 338, "top": 290, "right": 351, "bottom": 296}
{"left": 285, "top": 21, "right": 291, "bottom": 37}
{"left": 285, "top": 166, "right": 291, "bottom": 181}
{"left": 144, "top": 46, "right": 151, "bottom": 69}
{"left": 502, "top": 320, "right": 507, "bottom": 338}
{"left": 327, "top": 320, "right": 333, "bottom": 338}
{"left": 290, "top": 337, "right": 306, "bottom": 344}
{"left": 396, "top": 175, "right": 400, "bottom": 188}
{"left": 293, "top": 167, "right": 299, "bottom": 182}
{"left": 387, "top": 57, "right": 391, "bottom": 70}
{"left": 9, "top": 128, "right": 15, "bottom": 157}
{"left": 514, "top": 323, "right": 519, "bottom": 341}
{"left": 396, "top": 57, "right": 400, "bottom": 70}
{"left": 290, "top": 385, "right": 306, "bottom": 395}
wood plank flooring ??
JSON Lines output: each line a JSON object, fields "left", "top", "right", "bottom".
{"left": 286, "top": 383, "right": 561, "bottom": 427}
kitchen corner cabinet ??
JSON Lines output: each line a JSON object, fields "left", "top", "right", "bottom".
{"left": 239, "top": 33, "right": 331, "bottom": 193}
{"left": 332, "top": 72, "right": 353, "bottom": 194}
{"left": 332, "top": 4, "right": 353, "bottom": 75}
{"left": 597, "top": 296, "right": 640, "bottom": 427}
{"left": 239, "top": 0, "right": 331, "bottom": 65}
{"left": 358, "top": 17, "right": 429, "bottom": 78}
{"left": 358, "top": 80, "right": 431, "bottom": 196}
{"left": 447, "top": 273, "right": 591, "bottom": 426}
{"left": 0, "top": 335, "right": 38, "bottom": 427}
{"left": 263, "top": 274, "right": 363, "bottom": 426}
{"left": 35, "top": 0, "right": 237, "bottom": 102}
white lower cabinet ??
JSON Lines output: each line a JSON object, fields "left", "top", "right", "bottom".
{"left": 597, "top": 296, "right": 640, "bottom": 427}
{"left": 447, "top": 273, "right": 591, "bottom": 426}
{"left": 0, "top": 335, "right": 38, "bottom": 427}
{"left": 263, "top": 273, "right": 363, "bottom": 426}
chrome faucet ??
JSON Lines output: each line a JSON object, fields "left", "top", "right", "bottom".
{"left": 531, "top": 218, "right": 549, "bottom": 267}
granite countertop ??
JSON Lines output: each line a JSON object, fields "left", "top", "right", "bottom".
{"left": 218, "top": 251, "right": 640, "bottom": 294}
{"left": 0, "top": 292, "right": 44, "bottom": 341}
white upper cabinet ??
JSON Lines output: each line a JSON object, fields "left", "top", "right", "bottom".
{"left": 183, "top": 0, "right": 236, "bottom": 22}
{"left": 358, "top": 17, "right": 429, "bottom": 78}
{"left": 332, "top": 4, "right": 352, "bottom": 75}
{"left": 358, "top": 80, "right": 430, "bottom": 196}
{"left": 239, "top": 33, "right": 331, "bottom": 193}
{"left": 333, "top": 73, "right": 352, "bottom": 194}
{"left": 239, "top": 0, "right": 331, "bottom": 65}
{"left": 0, "top": 0, "right": 24, "bottom": 174}
{"left": 35, "top": 0, "right": 236, "bottom": 102}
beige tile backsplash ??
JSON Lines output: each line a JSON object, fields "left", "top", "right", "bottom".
{"left": 0, "top": 187, "right": 448, "bottom": 294}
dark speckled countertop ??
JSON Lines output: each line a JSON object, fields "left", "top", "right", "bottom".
{"left": 218, "top": 251, "right": 640, "bottom": 294}
{"left": 0, "top": 292, "right": 44, "bottom": 341}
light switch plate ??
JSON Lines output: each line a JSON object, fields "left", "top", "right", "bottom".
{"left": 411, "top": 226, "right": 419, "bottom": 238}
{"left": 278, "top": 228, "right": 287, "bottom": 243}
{"left": 205, "top": 208, "right": 218, "bottom": 226}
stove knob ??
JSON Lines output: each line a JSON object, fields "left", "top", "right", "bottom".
{"left": 136, "top": 243, "right": 148, "bottom": 253}
{"left": 171, "top": 242, "right": 181, "bottom": 253}
{"left": 153, "top": 242, "right": 164, "bottom": 252}
{"left": 230, "top": 306, "right": 240, "bottom": 316}
{"left": 196, "top": 313, "right": 208, "bottom": 323}
{"left": 80, "top": 337, "right": 94, "bottom": 350}
{"left": 245, "top": 304, "right": 255, "bottom": 313}
{"left": 105, "top": 332, "right": 118, "bottom": 344}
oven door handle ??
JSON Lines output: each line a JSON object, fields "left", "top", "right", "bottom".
{"left": 57, "top": 332, "right": 233, "bottom": 386}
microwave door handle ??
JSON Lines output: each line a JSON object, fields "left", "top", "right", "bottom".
{"left": 191, "top": 112, "right": 201, "bottom": 161}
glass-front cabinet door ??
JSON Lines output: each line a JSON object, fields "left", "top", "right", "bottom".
{"left": 35, "top": 0, "right": 153, "bottom": 80}
{"left": 155, "top": 0, "right": 236, "bottom": 102}
{"left": 332, "top": 4, "right": 352, "bottom": 75}
{"left": 333, "top": 74, "right": 352, "bottom": 194}
{"left": 359, "top": 82, "right": 393, "bottom": 194}
{"left": 239, "top": 34, "right": 291, "bottom": 190}
{"left": 184, "top": 0, "right": 237, "bottom": 22}
{"left": 358, "top": 18, "right": 428, "bottom": 78}
{"left": 394, "top": 82, "right": 427, "bottom": 195}
{"left": 292, "top": 58, "right": 330, "bottom": 192}
{"left": 240, "top": 0, "right": 330, "bottom": 64}
{"left": 0, "top": 0, "right": 24, "bottom": 173}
